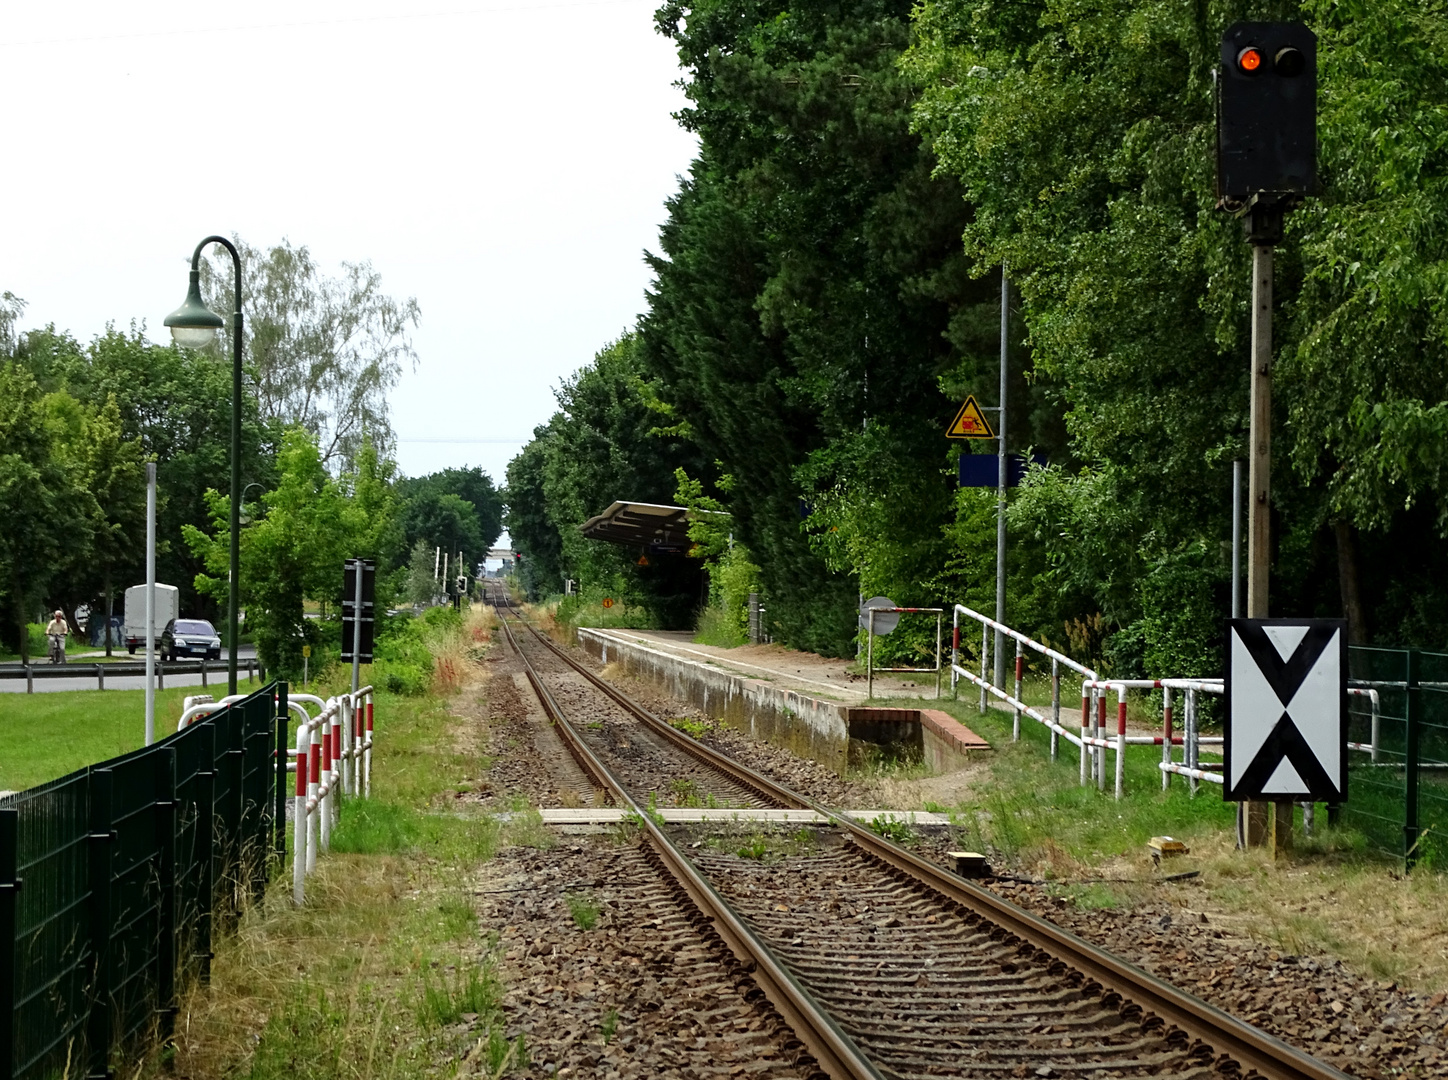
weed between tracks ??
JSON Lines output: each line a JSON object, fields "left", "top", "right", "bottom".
{"left": 153, "top": 605, "right": 540, "bottom": 1079}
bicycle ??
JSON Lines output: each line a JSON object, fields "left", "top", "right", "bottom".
{"left": 47, "top": 633, "right": 66, "bottom": 665}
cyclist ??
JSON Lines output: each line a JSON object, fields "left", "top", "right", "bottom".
{"left": 44, "top": 610, "right": 68, "bottom": 664}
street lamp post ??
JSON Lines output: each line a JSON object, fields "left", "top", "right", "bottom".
{"left": 241, "top": 482, "right": 265, "bottom": 524}
{"left": 165, "top": 235, "right": 243, "bottom": 696}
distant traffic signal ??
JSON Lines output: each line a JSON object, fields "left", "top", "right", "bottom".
{"left": 1216, "top": 22, "right": 1316, "bottom": 202}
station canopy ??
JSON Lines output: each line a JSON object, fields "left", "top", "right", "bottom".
{"left": 579, "top": 501, "right": 727, "bottom": 553}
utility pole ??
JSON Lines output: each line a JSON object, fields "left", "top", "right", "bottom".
{"left": 994, "top": 268, "right": 1009, "bottom": 688}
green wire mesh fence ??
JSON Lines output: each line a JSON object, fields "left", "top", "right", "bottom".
{"left": 1344, "top": 648, "right": 1448, "bottom": 869}
{"left": 0, "top": 682, "right": 288, "bottom": 1080}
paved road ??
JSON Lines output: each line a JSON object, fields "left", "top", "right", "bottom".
{"left": 0, "top": 646, "right": 260, "bottom": 693}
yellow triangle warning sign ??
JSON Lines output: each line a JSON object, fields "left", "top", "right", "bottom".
{"left": 945, "top": 395, "right": 995, "bottom": 439}
{"left": 637, "top": 554, "right": 650, "bottom": 567}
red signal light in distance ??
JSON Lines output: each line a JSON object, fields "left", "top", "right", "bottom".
{"left": 1237, "top": 46, "right": 1263, "bottom": 73}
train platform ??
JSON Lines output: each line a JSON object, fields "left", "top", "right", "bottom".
{"left": 580, "top": 627, "right": 950, "bottom": 704}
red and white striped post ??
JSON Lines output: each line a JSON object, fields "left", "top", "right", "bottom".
{"left": 1115, "top": 688, "right": 1129, "bottom": 800}
{"left": 1012, "top": 642, "right": 1024, "bottom": 741}
{"left": 293, "top": 724, "right": 310, "bottom": 904}
{"left": 364, "top": 696, "right": 374, "bottom": 798}
{"left": 307, "top": 733, "right": 321, "bottom": 873}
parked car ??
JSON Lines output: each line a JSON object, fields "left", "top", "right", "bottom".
{"left": 160, "top": 618, "right": 222, "bottom": 662}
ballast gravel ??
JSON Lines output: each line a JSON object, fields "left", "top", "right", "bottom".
{"left": 479, "top": 626, "right": 1446, "bottom": 1080}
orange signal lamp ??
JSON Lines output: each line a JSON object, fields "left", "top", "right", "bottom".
{"left": 1237, "top": 47, "right": 1263, "bottom": 73}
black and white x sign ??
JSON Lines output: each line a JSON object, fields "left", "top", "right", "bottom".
{"left": 1224, "top": 619, "right": 1347, "bottom": 803}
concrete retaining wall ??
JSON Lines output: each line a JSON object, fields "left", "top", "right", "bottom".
{"left": 577, "top": 629, "right": 989, "bottom": 775}
{"left": 577, "top": 628, "right": 852, "bottom": 772}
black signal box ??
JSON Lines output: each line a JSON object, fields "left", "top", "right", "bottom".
{"left": 1216, "top": 22, "right": 1316, "bottom": 202}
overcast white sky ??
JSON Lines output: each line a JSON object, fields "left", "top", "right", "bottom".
{"left": 0, "top": 0, "right": 697, "bottom": 502}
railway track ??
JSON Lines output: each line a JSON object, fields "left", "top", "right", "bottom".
{"left": 489, "top": 597, "right": 1351, "bottom": 1080}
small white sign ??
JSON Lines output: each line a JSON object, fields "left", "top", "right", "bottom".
{"left": 1224, "top": 619, "right": 1347, "bottom": 802}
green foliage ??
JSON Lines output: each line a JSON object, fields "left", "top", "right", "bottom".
{"left": 198, "top": 235, "right": 420, "bottom": 470}
{"left": 417, "top": 962, "right": 502, "bottom": 1029}
{"left": 505, "top": 333, "right": 706, "bottom": 626}
{"left": 564, "top": 891, "right": 600, "bottom": 930}
{"left": 866, "top": 815, "right": 913, "bottom": 844}
{"left": 396, "top": 466, "right": 504, "bottom": 579}
{"left": 674, "top": 468, "right": 761, "bottom": 643}
{"left": 640, "top": 0, "right": 1029, "bottom": 656}
{"left": 185, "top": 430, "right": 397, "bottom": 679}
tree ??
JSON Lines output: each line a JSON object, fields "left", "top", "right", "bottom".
{"left": 506, "top": 333, "right": 707, "bottom": 625}
{"left": 200, "top": 236, "right": 420, "bottom": 468}
{"left": 47, "top": 395, "right": 147, "bottom": 653}
{"left": 0, "top": 365, "right": 97, "bottom": 658}
{"left": 184, "top": 429, "right": 396, "bottom": 677}
{"left": 642, "top": 0, "right": 1008, "bottom": 654}
{"left": 16, "top": 323, "right": 283, "bottom": 622}
{"left": 396, "top": 465, "right": 506, "bottom": 570}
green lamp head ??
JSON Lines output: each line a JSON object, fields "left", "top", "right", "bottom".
{"left": 164, "top": 269, "right": 224, "bottom": 348}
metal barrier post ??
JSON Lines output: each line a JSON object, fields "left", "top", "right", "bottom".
{"left": 306, "top": 730, "right": 320, "bottom": 873}
{"left": 1186, "top": 688, "right": 1199, "bottom": 796}
{"left": 866, "top": 609, "right": 875, "bottom": 700}
{"left": 294, "top": 723, "right": 310, "bottom": 904}
{"left": 1405, "top": 649, "right": 1421, "bottom": 868}
{"left": 951, "top": 609, "right": 960, "bottom": 699}
{"left": 1079, "top": 689, "right": 1090, "bottom": 786}
{"left": 1096, "top": 692, "right": 1107, "bottom": 790}
{"left": 364, "top": 695, "right": 374, "bottom": 798}
{"left": 320, "top": 722, "right": 332, "bottom": 854}
{"left": 978, "top": 623, "right": 988, "bottom": 713}
{"left": 1115, "top": 687, "right": 1127, "bottom": 800}
{"left": 935, "top": 612, "right": 943, "bottom": 699}
{"left": 1050, "top": 658, "right": 1060, "bottom": 761}
{"left": 97, "top": 664, "right": 103, "bottom": 691}
{"left": 1012, "top": 640, "right": 1023, "bottom": 741}
{"left": 1162, "top": 687, "right": 1173, "bottom": 792}
{"left": 338, "top": 700, "right": 351, "bottom": 798}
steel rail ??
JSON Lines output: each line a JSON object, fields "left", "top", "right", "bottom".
{"left": 514, "top": 617, "right": 804, "bottom": 811}
{"left": 503, "top": 605, "right": 1352, "bottom": 1080}
{"left": 496, "top": 610, "right": 883, "bottom": 1080}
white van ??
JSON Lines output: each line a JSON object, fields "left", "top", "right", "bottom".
{"left": 123, "top": 584, "right": 179, "bottom": 654}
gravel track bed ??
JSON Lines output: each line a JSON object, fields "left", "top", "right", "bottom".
{"left": 485, "top": 612, "right": 1445, "bottom": 1078}
{"left": 508, "top": 621, "right": 780, "bottom": 809}
{"left": 538, "top": 628, "right": 872, "bottom": 808}
{"left": 476, "top": 650, "right": 604, "bottom": 809}
{"left": 977, "top": 879, "right": 1448, "bottom": 1080}
{"left": 692, "top": 844, "right": 1209, "bottom": 1080}
{"left": 476, "top": 840, "right": 817, "bottom": 1079}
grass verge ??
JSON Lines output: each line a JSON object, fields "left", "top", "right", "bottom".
{"left": 157, "top": 604, "right": 536, "bottom": 1078}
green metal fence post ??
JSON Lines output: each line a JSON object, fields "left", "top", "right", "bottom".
{"left": 0, "top": 806, "right": 18, "bottom": 1080}
{"left": 1405, "top": 649, "right": 1421, "bottom": 869}
{"left": 153, "top": 747, "right": 178, "bottom": 1043}
{"left": 275, "top": 683, "right": 290, "bottom": 863}
{"left": 195, "top": 726, "right": 215, "bottom": 985}
{"left": 86, "top": 768, "right": 115, "bottom": 1079}
{"left": 228, "top": 706, "right": 246, "bottom": 912}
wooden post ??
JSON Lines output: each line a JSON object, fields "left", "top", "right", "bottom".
{"left": 1273, "top": 799, "right": 1294, "bottom": 858}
